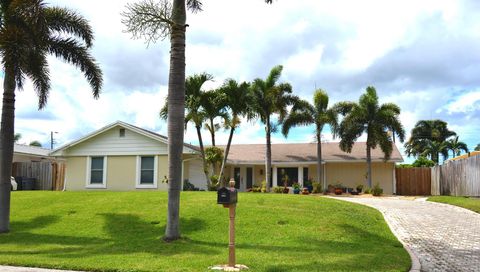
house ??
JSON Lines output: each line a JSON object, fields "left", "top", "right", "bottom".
{"left": 221, "top": 143, "right": 403, "bottom": 194}
{"left": 50, "top": 121, "right": 207, "bottom": 191}
{"left": 51, "top": 121, "right": 403, "bottom": 194}
{"left": 14, "top": 143, "right": 56, "bottom": 162}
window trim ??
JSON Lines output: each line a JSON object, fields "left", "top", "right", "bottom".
{"left": 85, "top": 156, "right": 107, "bottom": 189}
{"left": 136, "top": 155, "right": 158, "bottom": 189}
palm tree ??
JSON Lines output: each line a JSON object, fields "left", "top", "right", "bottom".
{"left": 14, "top": 133, "right": 21, "bottom": 143}
{"left": 200, "top": 89, "right": 229, "bottom": 147}
{"left": 249, "top": 65, "right": 298, "bottom": 192}
{"left": 217, "top": 79, "right": 251, "bottom": 184}
{"left": 281, "top": 89, "right": 342, "bottom": 191}
{"left": 405, "top": 120, "right": 456, "bottom": 159}
{"left": 0, "top": 0, "right": 102, "bottom": 233}
{"left": 338, "top": 86, "right": 405, "bottom": 188}
{"left": 160, "top": 73, "right": 212, "bottom": 187}
{"left": 123, "top": 0, "right": 274, "bottom": 242}
{"left": 421, "top": 140, "right": 449, "bottom": 164}
{"left": 475, "top": 144, "right": 480, "bottom": 151}
{"left": 445, "top": 136, "right": 469, "bottom": 158}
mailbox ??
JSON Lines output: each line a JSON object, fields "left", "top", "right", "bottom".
{"left": 217, "top": 186, "right": 238, "bottom": 205}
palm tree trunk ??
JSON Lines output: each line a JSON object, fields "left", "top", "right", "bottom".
{"left": 0, "top": 67, "right": 16, "bottom": 233}
{"left": 219, "top": 126, "right": 235, "bottom": 187}
{"left": 210, "top": 118, "right": 215, "bottom": 147}
{"left": 316, "top": 132, "right": 323, "bottom": 191}
{"left": 164, "top": 0, "right": 186, "bottom": 242}
{"left": 366, "top": 145, "right": 372, "bottom": 188}
{"left": 265, "top": 117, "right": 272, "bottom": 192}
{"left": 195, "top": 125, "right": 210, "bottom": 187}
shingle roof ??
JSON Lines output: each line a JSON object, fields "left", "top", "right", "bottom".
{"left": 14, "top": 144, "right": 52, "bottom": 157}
{"left": 222, "top": 142, "right": 403, "bottom": 164}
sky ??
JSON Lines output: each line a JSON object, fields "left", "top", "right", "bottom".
{"left": 8, "top": 0, "right": 480, "bottom": 164}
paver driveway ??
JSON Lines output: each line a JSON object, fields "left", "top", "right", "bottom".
{"left": 333, "top": 196, "right": 480, "bottom": 272}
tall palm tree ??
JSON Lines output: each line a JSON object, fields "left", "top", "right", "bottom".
{"left": 421, "top": 140, "right": 449, "bottom": 164}
{"left": 0, "top": 0, "right": 102, "bottom": 233}
{"left": 338, "top": 86, "right": 405, "bottom": 188}
{"left": 404, "top": 120, "right": 456, "bottom": 159}
{"left": 282, "top": 89, "right": 343, "bottom": 191}
{"left": 200, "top": 89, "right": 229, "bottom": 147}
{"left": 218, "top": 79, "right": 251, "bottom": 184}
{"left": 123, "top": 0, "right": 274, "bottom": 242}
{"left": 249, "top": 65, "right": 298, "bottom": 192}
{"left": 445, "top": 136, "right": 469, "bottom": 158}
{"left": 160, "top": 73, "right": 212, "bottom": 187}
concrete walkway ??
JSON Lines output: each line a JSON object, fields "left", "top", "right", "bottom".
{"left": 332, "top": 196, "right": 480, "bottom": 272}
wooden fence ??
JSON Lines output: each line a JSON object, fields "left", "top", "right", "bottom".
{"left": 431, "top": 155, "right": 480, "bottom": 196}
{"left": 12, "top": 162, "right": 65, "bottom": 191}
{"left": 395, "top": 167, "right": 431, "bottom": 195}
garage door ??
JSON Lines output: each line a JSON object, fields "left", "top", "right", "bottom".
{"left": 188, "top": 159, "right": 207, "bottom": 190}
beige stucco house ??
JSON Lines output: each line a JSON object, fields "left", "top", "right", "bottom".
{"left": 222, "top": 143, "right": 403, "bottom": 194}
{"left": 52, "top": 121, "right": 403, "bottom": 194}
{"left": 50, "top": 121, "right": 207, "bottom": 191}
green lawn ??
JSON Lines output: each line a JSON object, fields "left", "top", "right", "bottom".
{"left": 428, "top": 196, "right": 480, "bottom": 213}
{"left": 0, "top": 192, "right": 410, "bottom": 272}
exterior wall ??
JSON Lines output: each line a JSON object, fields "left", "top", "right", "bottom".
{"left": 253, "top": 165, "right": 264, "bottom": 185}
{"left": 187, "top": 158, "right": 208, "bottom": 190}
{"left": 66, "top": 155, "right": 170, "bottom": 191}
{"left": 65, "top": 157, "right": 87, "bottom": 190}
{"left": 325, "top": 162, "right": 394, "bottom": 194}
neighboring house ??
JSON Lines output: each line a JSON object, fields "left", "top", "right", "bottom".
{"left": 50, "top": 121, "right": 207, "bottom": 191}
{"left": 52, "top": 121, "right": 403, "bottom": 194}
{"left": 14, "top": 143, "right": 56, "bottom": 162}
{"left": 222, "top": 143, "right": 403, "bottom": 194}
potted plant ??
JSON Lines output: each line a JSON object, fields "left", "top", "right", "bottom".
{"left": 334, "top": 182, "right": 344, "bottom": 195}
{"left": 301, "top": 188, "right": 310, "bottom": 195}
{"left": 292, "top": 182, "right": 301, "bottom": 194}
{"left": 356, "top": 184, "right": 364, "bottom": 193}
{"left": 303, "top": 178, "right": 313, "bottom": 193}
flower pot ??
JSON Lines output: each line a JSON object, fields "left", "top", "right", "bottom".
{"left": 301, "top": 188, "right": 310, "bottom": 195}
{"left": 283, "top": 187, "right": 290, "bottom": 194}
{"left": 334, "top": 188, "right": 342, "bottom": 195}
{"left": 293, "top": 188, "right": 300, "bottom": 194}
{"left": 306, "top": 185, "right": 313, "bottom": 193}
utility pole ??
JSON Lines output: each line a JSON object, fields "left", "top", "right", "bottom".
{"left": 50, "top": 131, "right": 58, "bottom": 150}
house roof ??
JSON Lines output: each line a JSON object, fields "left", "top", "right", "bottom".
{"left": 446, "top": 151, "right": 480, "bottom": 162}
{"left": 14, "top": 144, "right": 52, "bottom": 157}
{"left": 50, "top": 121, "right": 200, "bottom": 156}
{"left": 222, "top": 142, "right": 403, "bottom": 164}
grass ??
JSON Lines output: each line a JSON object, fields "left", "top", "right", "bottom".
{"left": 428, "top": 196, "right": 480, "bottom": 213}
{"left": 0, "top": 192, "right": 410, "bottom": 272}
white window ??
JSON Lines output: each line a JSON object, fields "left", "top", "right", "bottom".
{"left": 86, "top": 156, "right": 107, "bottom": 188}
{"left": 136, "top": 156, "right": 157, "bottom": 188}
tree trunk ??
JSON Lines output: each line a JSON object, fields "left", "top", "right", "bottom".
{"left": 164, "top": 0, "right": 186, "bottom": 242}
{"left": 366, "top": 145, "right": 372, "bottom": 188}
{"left": 219, "top": 126, "right": 235, "bottom": 186}
{"left": 0, "top": 67, "right": 16, "bottom": 233}
{"left": 195, "top": 125, "right": 210, "bottom": 187}
{"left": 210, "top": 118, "right": 215, "bottom": 147}
{"left": 265, "top": 117, "right": 272, "bottom": 192}
{"left": 316, "top": 132, "right": 323, "bottom": 191}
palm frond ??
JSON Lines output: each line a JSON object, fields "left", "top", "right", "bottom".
{"left": 45, "top": 7, "right": 94, "bottom": 47}
{"left": 21, "top": 49, "right": 50, "bottom": 108}
{"left": 186, "top": 0, "right": 203, "bottom": 13}
{"left": 281, "top": 111, "right": 314, "bottom": 137}
{"left": 47, "top": 36, "right": 102, "bottom": 97}
{"left": 265, "top": 65, "right": 282, "bottom": 89}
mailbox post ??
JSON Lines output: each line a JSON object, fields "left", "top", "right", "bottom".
{"left": 215, "top": 178, "right": 243, "bottom": 270}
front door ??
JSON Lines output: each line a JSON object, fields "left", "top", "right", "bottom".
{"left": 234, "top": 167, "right": 241, "bottom": 189}
{"left": 246, "top": 167, "right": 253, "bottom": 189}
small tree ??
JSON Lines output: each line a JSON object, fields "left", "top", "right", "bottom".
{"left": 29, "top": 141, "right": 42, "bottom": 147}
{"left": 411, "top": 156, "right": 435, "bottom": 167}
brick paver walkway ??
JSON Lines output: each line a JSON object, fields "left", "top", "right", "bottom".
{"left": 333, "top": 196, "right": 480, "bottom": 272}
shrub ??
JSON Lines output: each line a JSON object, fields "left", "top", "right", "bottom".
{"left": 261, "top": 180, "right": 267, "bottom": 193}
{"left": 312, "top": 182, "right": 322, "bottom": 193}
{"left": 356, "top": 184, "right": 364, "bottom": 191}
{"left": 412, "top": 156, "right": 435, "bottom": 167}
{"left": 273, "top": 186, "right": 283, "bottom": 193}
{"left": 372, "top": 184, "right": 383, "bottom": 196}
{"left": 183, "top": 179, "right": 199, "bottom": 191}
{"left": 364, "top": 187, "right": 371, "bottom": 194}
{"left": 207, "top": 183, "right": 219, "bottom": 191}
{"left": 252, "top": 185, "right": 261, "bottom": 193}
